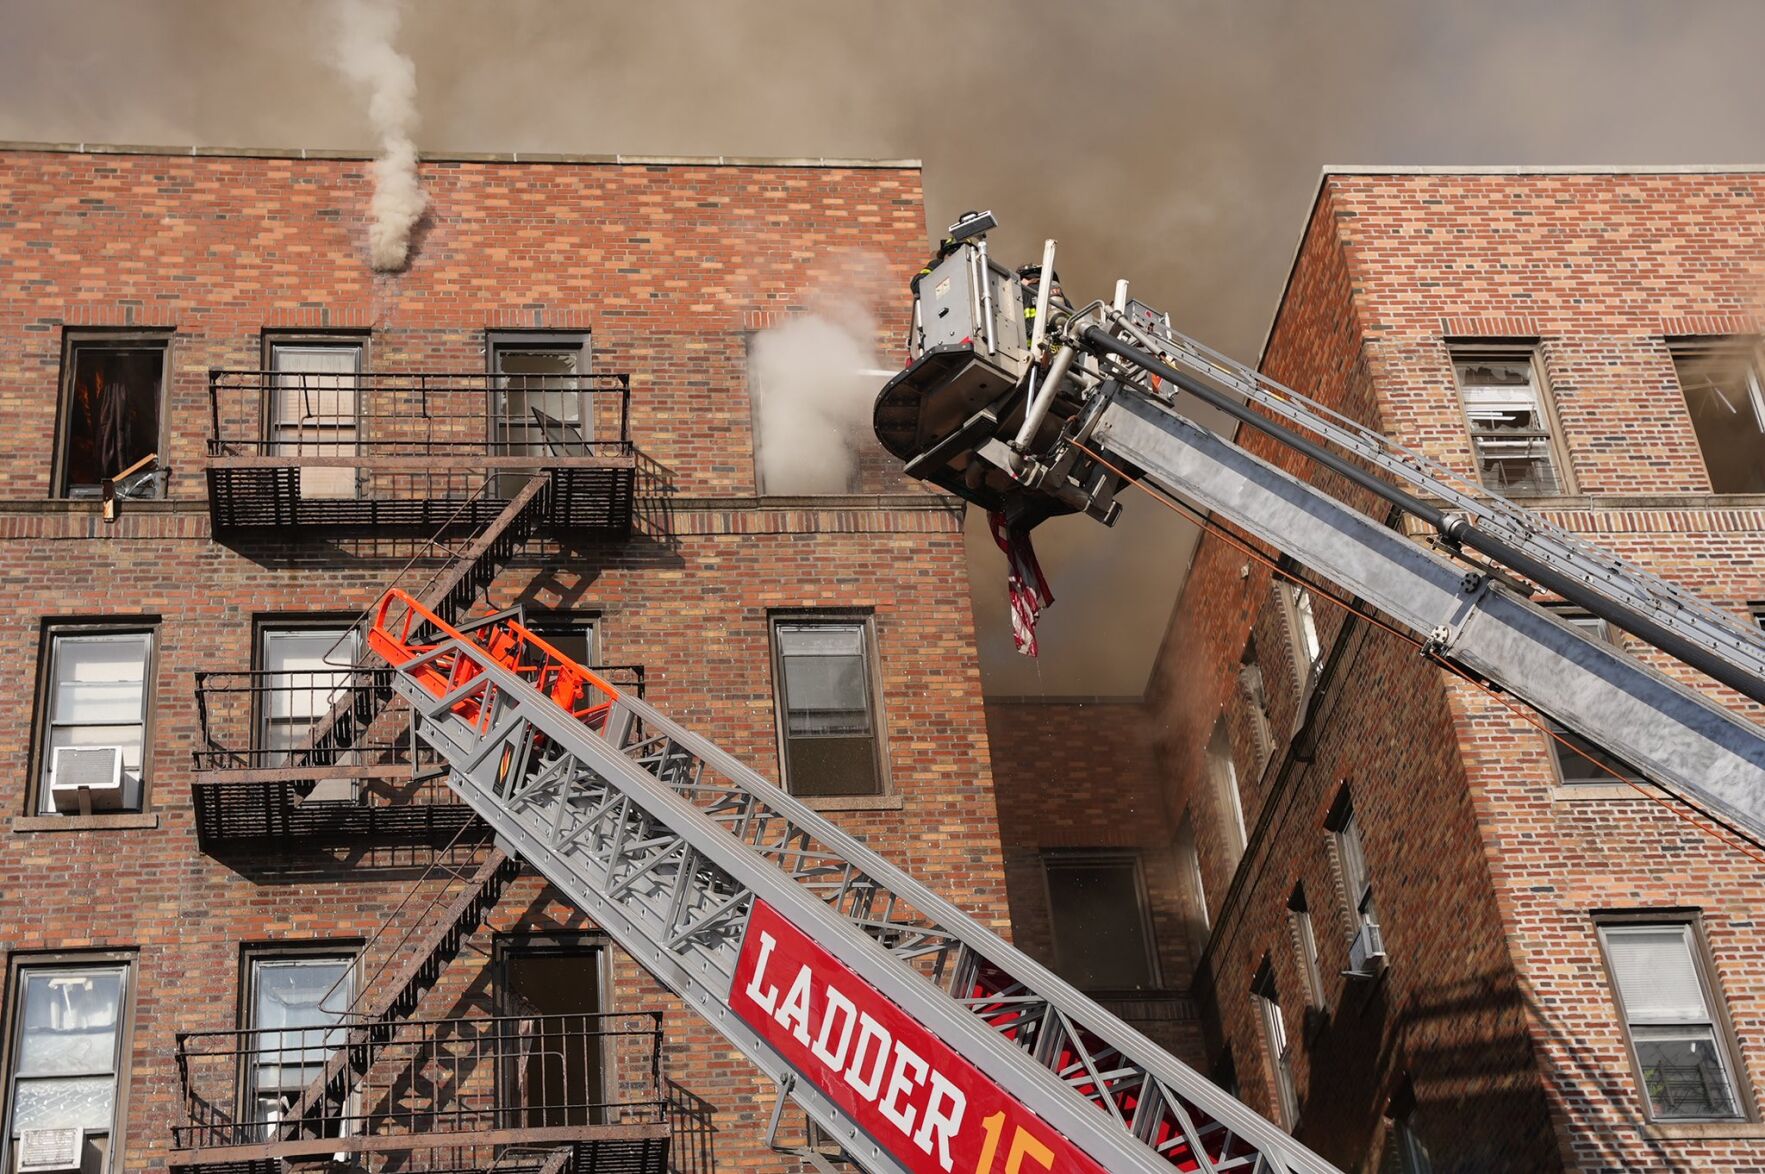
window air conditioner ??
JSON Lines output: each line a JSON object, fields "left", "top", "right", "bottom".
{"left": 18, "top": 1127, "right": 84, "bottom": 1174}
{"left": 1344, "top": 922, "right": 1387, "bottom": 979}
{"left": 49, "top": 745, "right": 126, "bottom": 813}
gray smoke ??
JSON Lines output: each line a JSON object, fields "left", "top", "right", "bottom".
{"left": 330, "top": 0, "right": 426, "bottom": 271}
{"left": 750, "top": 306, "right": 881, "bottom": 495}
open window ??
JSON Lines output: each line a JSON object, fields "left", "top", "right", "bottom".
{"left": 34, "top": 626, "right": 154, "bottom": 815}
{"left": 769, "top": 616, "right": 886, "bottom": 797}
{"left": 1042, "top": 852, "right": 1160, "bottom": 992}
{"left": 2, "top": 959, "right": 131, "bottom": 1174}
{"left": 1451, "top": 348, "right": 1569, "bottom": 496}
{"left": 56, "top": 334, "right": 167, "bottom": 500}
{"left": 268, "top": 339, "right": 363, "bottom": 500}
{"left": 489, "top": 333, "right": 592, "bottom": 496}
{"left": 1670, "top": 340, "right": 1765, "bottom": 495}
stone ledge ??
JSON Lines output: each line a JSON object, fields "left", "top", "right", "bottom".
{"left": 12, "top": 812, "right": 161, "bottom": 832}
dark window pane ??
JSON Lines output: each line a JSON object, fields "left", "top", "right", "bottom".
{"left": 1634, "top": 1027, "right": 1739, "bottom": 1119}
{"left": 784, "top": 735, "right": 880, "bottom": 797}
{"left": 500, "top": 947, "right": 604, "bottom": 1126}
{"left": 63, "top": 347, "right": 163, "bottom": 496}
{"left": 1045, "top": 860, "right": 1155, "bottom": 991}
{"left": 775, "top": 622, "right": 882, "bottom": 796}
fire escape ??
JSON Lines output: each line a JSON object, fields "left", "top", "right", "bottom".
{"left": 178, "top": 362, "right": 667, "bottom": 1174}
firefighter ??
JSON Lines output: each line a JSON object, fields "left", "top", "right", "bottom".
{"left": 1017, "top": 263, "right": 1068, "bottom": 344}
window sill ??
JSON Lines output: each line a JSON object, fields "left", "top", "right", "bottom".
{"left": 1551, "top": 783, "right": 1652, "bottom": 802}
{"left": 1639, "top": 1120, "right": 1765, "bottom": 1141}
{"left": 798, "top": 795, "right": 906, "bottom": 812}
{"left": 12, "top": 812, "right": 160, "bottom": 832}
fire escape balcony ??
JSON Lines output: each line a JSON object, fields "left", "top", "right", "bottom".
{"left": 204, "top": 370, "right": 637, "bottom": 534}
{"left": 170, "top": 1011, "right": 670, "bottom": 1174}
{"left": 191, "top": 665, "right": 646, "bottom": 847}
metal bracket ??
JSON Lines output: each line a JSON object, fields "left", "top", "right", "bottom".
{"left": 765, "top": 1076, "right": 851, "bottom": 1174}
{"left": 1422, "top": 572, "right": 1491, "bottom": 657}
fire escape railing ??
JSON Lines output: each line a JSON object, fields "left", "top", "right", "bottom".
{"left": 171, "top": 1012, "right": 668, "bottom": 1155}
{"left": 207, "top": 371, "right": 634, "bottom": 460}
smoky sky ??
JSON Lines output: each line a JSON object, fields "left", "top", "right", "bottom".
{"left": 5, "top": 0, "right": 1765, "bottom": 697}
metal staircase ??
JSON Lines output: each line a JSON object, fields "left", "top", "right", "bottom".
{"left": 365, "top": 589, "right": 1340, "bottom": 1174}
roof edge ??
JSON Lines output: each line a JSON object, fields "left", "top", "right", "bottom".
{"left": 0, "top": 140, "right": 922, "bottom": 169}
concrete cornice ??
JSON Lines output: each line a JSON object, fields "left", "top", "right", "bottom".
{"left": 0, "top": 140, "right": 921, "bottom": 170}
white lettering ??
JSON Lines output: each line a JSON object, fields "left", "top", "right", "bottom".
{"left": 844, "top": 1011, "right": 892, "bottom": 1100}
{"left": 913, "top": 1070, "right": 967, "bottom": 1172}
{"left": 811, "top": 985, "right": 858, "bottom": 1071}
{"left": 775, "top": 963, "right": 815, "bottom": 1046}
{"left": 743, "top": 931, "right": 780, "bottom": 1015}
{"left": 879, "top": 1039, "right": 929, "bottom": 1137}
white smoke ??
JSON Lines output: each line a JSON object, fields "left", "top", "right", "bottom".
{"left": 750, "top": 301, "right": 884, "bottom": 495}
{"left": 330, "top": 0, "right": 426, "bottom": 271}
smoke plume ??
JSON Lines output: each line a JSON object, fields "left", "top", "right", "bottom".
{"left": 330, "top": 0, "right": 426, "bottom": 271}
{"left": 749, "top": 304, "right": 881, "bottom": 495}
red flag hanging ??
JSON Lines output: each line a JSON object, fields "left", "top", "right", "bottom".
{"left": 988, "top": 511, "right": 1054, "bottom": 656}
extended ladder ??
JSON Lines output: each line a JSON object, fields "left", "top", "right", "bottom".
{"left": 366, "top": 590, "right": 1340, "bottom": 1174}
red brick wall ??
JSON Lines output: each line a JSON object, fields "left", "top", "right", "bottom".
{"left": 1145, "top": 171, "right": 1765, "bottom": 1170}
{"left": 0, "top": 147, "right": 1010, "bottom": 1174}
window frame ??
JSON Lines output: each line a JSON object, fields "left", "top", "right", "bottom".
{"left": 52, "top": 329, "right": 173, "bottom": 501}
{"left": 1666, "top": 337, "right": 1765, "bottom": 496}
{"left": 1593, "top": 913, "right": 1753, "bottom": 1123}
{"left": 236, "top": 943, "right": 362, "bottom": 1137}
{"left": 766, "top": 612, "right": 890, "bottom": 799}
{"left": 1251, "top": 959, "right": 1299, "bottom": 1130}
{"left": 0, "top": 950, "right": 137, "bottom": 1174}
{"left": 486, "top": 330, "right": 594, "bottom": 455}
{"left": 1208, "top": 717, "right": 1248, "bottom": 861}
{"left": 28, "top": 620, "right": 160, "bottom": 817}
{"left": 1325, "top": 789, "right": 1377, "bottom": 936}
{"left": 1288, "top": 884, "right": 1329, "bottom": 1013}
{"left": 1539, "top": 607, "right": 1645, "bottom": 786}
{"left": 491, "top": 931, "right": 615, "bottom": 1126}
{"left": 1039, "top": 849, "right": 1162, "bottom": 993}
{"left": 252, "top": 616, "right": 362, "bottom": 766}
{"left": 1447, "top": 343, "right": 1575, "bottom": 498}
{"left": 1174, "top": 813, "right": 1211, "bottom": 960}
{"left": 1277, "top": 582, "right": 1326, "bottom": 702}
{"left": 523, "top": 613, "right": 601, "bottom": 669}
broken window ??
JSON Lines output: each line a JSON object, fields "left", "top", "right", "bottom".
{"left": 3, "top": 961, "right": 129, "bottom": 1174}
{"left": 37, "top": 628, "right": 152, "bottom": 815}
{"left": 1251, "top": 960, "right": 1299, "bottom": 1129}
{"left": 1671, "top": 342, "right": 1765, "bottom": 495}
{"left": 1209, "top": 718, "right": 1247, "bottom": 863}
{"left": 1043, "top": 852, "right": 1159, "bottom": 991}
{"left": 494, "top": 934, "right": 608, "bottom": 1126}
{"left": 244, "top": 953, "right": 355, "bottom": 1136}
{"left": 1598, "top": 920, "right": 1743, "bottom": 1121}
{"left": 257, "top": 626, "right": 359, "bottom": 768}
{"left": 1452, "top": 350, "right": 1566, "bottom": 496}
{"left": 1541, "top": 609, "right": 1644, "bottom": 785}
{"left": 771, "top": 618, "right": 885, "bottom": 797}
{"left": 58, "top": 337, "right": 166, "bottom": 499}
{"left": 490, "top": 334, "right": 592, "bottom": 496}
{"left": 269, "top": 341, "right": 362, "bottom": 499}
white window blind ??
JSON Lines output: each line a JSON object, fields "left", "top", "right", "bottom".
{"left": 271, "top": 344, "right": 361, "bottom": 499}
{"left": 1601, "top": 922, "right": 1741, "bottom": 1119}
{"left": 1606, "top": 926, "right": 1711, "bottom": 1023}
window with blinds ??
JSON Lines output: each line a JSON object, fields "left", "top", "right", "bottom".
{"left": 770, "top": 619, "right": 884, "bottom": 797}
{"left": 38, "top": 629, "right": 153, "bottom": 814}
{"left": 257, "top": 627, "right": 360, "bottom": 767}
{"left": 1599, "top": 922, "right": 1743, "bottom": 1120}
{"left": 270, "top": 342, "right": 362, "bottom": 500}
{"left": 1453, "top": 352, "right": 1565, "bottom": 496}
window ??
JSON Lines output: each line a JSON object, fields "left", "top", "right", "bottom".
{"left": 1327, "top": 793, "right": 1377, "bottom": 934}
{"left": 490, "top": 334, "right": 592, "bottom": 495}
{"left": 1280, "top": 583, "right": 1325, "bottom": 697}
{"left": 244, "top": 953, "right": 355, "bottom": 1135}
{"left": 1237, "top": 637, "right": 1274, "bottom": 771}
{"left": 495, "top": 934, "right": 609, "bottom": 1126}
{"left": 56, "top": 334, "right": 167, "bottom": 499}
{"left": 1671, "top": 341, "right": 1765, "bottom": 495}
{"left": 1598, "top": 920, "right": 1745, "bottom": 1121}
{"left": 1042, "top": 853, "right": 1159, "bottom": 992}
{"left": 269, "top": 340, "right": 362, "bottom": 500}
{"left": 1542, "top": 609, "right": 1643, "bottom": 785}
{"left": 770, "top": 618, "right": 885, "bottom": 797}
{"left": 1288, "top": 885, "right": 1328, "bottom": 1012}
{"left": 257, "top": 625, "right": 359, "bottom": 766}
{"left": 1209, "top": 719, "right": 1247, "bottom": 861}
{"left": 1452, "top": 350, "right": 1566, "bottom": 496}
{"left": 526, "top": 616, "right": 598, "bottom": 668}
{"left": 35, "top": 627, "right": 153, "bottom": 815}
{"left": 1251, "top": 960, "right": 1299, "bottom": 1129}
{"left": 1174, "top": 814, "right": 1210, "bottom": 958}
{"left": 3, "top": 961, "right": 130, "bottom": 1174}
{"left": 1378, "top": 1078, "right": 1432, "bottom": 1174}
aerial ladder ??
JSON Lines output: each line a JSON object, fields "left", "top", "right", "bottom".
{"left": 357, "top": 217, "right": 1765, "bottom": 1174}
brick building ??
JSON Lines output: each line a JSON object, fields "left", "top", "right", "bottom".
{"left": 0, "top": 143, "right": 1013, "bottom": 1174}
{"left": 1054, "top": 166, "right": 1765, "bottom": 1172}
